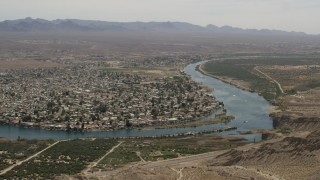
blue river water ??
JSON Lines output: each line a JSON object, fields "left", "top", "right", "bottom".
{"left": 0, "top": 61, "right": 273, "bottom": 140}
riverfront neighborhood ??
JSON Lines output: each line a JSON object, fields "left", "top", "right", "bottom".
{"left": 0, "top": 58, "right": 219, "bottom": 132}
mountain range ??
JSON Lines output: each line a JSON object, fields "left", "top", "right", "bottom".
{"left": 0, "top": 17, "right": 308, "bottom": 36}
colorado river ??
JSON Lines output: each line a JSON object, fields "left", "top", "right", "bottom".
{"left": 0, "top": 61, "right": 273, "bottom": 140}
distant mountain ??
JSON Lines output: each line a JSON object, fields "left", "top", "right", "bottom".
{"left": 0, "top": 17, "right": 307, "bottom": 36}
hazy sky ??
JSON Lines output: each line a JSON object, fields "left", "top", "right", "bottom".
{"left": 1, "top": 0, "right": 320, "bottom": 34}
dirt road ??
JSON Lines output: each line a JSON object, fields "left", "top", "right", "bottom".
{"left": 255, "top": 66, "right": 284, "bottom": 94}
{"left": 0, "top": 141, "right": 61, "bottom": 175}
{"left": 140, "top": 137, "right": 283, "bottom": 169}
{"left": 85, "top": 138, "right": 283, "bottom": 180}
{"left": 82, "top": 141, "right": 123, "bottom": 174}
{"left": 141, "top": 150, "right": 228, "bottom": 169}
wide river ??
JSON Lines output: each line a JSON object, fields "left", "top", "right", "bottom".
{"left": 0, "top": 61, "right": 273, "bottom": 140}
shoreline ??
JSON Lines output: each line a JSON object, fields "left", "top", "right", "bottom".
{"left": 197, "top": 62, "right": 281, "bottom": 112}
{"left": 112, "top": 126, "right": 238, "bottom": 140}
{"left": 0, "top": 108, "right": 220, "bottom": 133}
{"left": 196, "top": 63, "right": 254, "bottom": 93}
{"left": 196, "top": 61, "right": 279, "bottom": 127}
{"left": 141, "top": 116, "right": 234, "bottom": 130}
{"left": 0, "top": 124, "right": 237, "bottom": 140}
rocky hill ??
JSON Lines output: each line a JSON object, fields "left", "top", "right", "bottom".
{"left": 213, "top": 130, "right": 320, "bottom": 179}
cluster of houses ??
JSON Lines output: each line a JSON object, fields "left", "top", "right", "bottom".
{"left": 0, "top": 60, "right": 218, "bottom": 132}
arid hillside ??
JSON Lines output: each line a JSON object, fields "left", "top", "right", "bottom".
{"left": 214, "top": 130, "right": 320, "bottom": 180}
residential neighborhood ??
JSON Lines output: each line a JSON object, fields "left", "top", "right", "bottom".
{"left": 0, "top": 60, "right": 218, "bottom": 131}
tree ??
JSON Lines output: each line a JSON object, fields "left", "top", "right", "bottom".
{"left": 22, "top": 115, "right": 32, "bottom": 122}
{"left": 81, "top": 122, "right": 85, "bottom": 130}
{"left": 47, "top": 101, "right": 55, "bottom": 109}
{"left": 125, "top": 120, "right": 132, "bottom": 128}
{"left": 91, "top": 114, "right": 96, "bottom": 121}
{"left": 64, "top": 115, "right": 70, "bottom": 122}
{"left": 66, "top": 123, "right": 72, "bottom": 132}
{"left": 151, "top": 109, "right": 158, "bottom": 120}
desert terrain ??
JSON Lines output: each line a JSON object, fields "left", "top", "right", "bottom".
{"left": 0, "top": 23, "right": 320, "bottom": 179}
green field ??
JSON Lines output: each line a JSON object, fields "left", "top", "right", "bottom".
{"left": 0, "top": 139, "right": 52, "bottom": 171}
{"left": 0, "top": 139, "right": 117, "bottom": 179}
{"left": 94, "top": 136, "right": 245, "bottom": 172}
{"left": 94, "top": 141, "right": 141, "bottom": 171}
{"left": 0, "top": 135, "right": 247, "bottom": 178}
{"left": 203, "top": 61, "right": 281, "bottom": 101}
{"left": 94, "top": 140, "right": 209, "bottom": 171}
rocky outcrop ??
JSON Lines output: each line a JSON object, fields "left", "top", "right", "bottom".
{"left": 270, "top": 113, "right": 320, "bottom": 131}
{"left": 213, "top": 130, "right": 320, "bottom": 179}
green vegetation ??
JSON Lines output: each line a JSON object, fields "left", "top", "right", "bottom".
{"left": 138, "top": 144, "right": 179, "bottom": 161}
{"left": 94, "top": 136, "right": 246, "bottom": 172}
{"left": 95, "top": 140, "right": 208, "bottom": 171}
{"left": 203, "top": 62, "right": 257, "bottom": 80}
{"left": 103, "top": 67, "right": 125, "bottom": 72}
{"left": 203, "top": 61, "right": 281, "bottom": 101}
{"left": 0, "top": 139, "right": 117, "bottom": 179}
{"left": 277, "top": 128, "right": 292, "bottom": 134}
{"left": 295, "top": 80, "right": 320, "bottom": 91}
{"left": 0, "top": 139, "right": 52, "bottom": 171}
{"left": 125, "top": 66, "right": 159, "bottom": 70}
{"left": 217, "top": 55, "right": 319, "bottom": 66}
{"left": 1, "top": 136, "right": 247, "bottom": 177}
{"left": 203, "top": 55, "right": 320, "bottom": 100}
{"left": 95, "top": 141, "right": 141, "bottom": 171}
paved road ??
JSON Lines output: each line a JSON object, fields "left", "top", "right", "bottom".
{"left": 0, "top": 141, "right": 61, "bottom": 175}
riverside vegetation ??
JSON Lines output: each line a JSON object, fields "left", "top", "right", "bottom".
{"left": 0, "top": 136, "right": 246, "bottom": 179}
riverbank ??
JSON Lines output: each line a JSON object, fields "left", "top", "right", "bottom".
{"left": 196, "top": 64, "right": 254, "bottom": 92}
{"left": 196, "top": 62, "right": 280, "bottom": 121}
{"left": 113, "top": 126, "right": 237, "bottom": 140}
{"left": 196, "top": 60, "right": 281, "bottom": 132}
{"left": 141, "top": 116, "right": 234, "bottom": 130}
{"left": 0, "top": 105, "right": 219, "bottom": 133}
